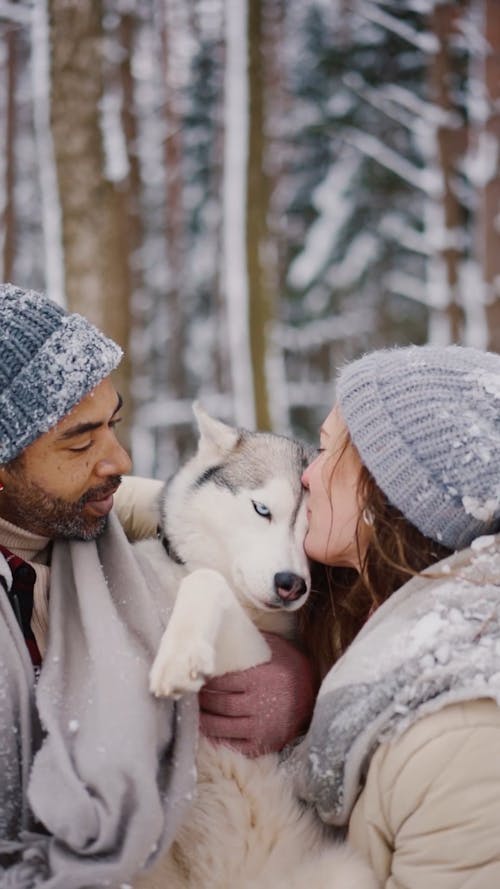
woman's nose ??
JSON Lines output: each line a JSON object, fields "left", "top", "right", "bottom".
{"left": 301, "top": 467, "right": 310, "bottom": 489}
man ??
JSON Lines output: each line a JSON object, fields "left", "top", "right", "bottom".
{"left": 0, "top": 283, "right": 314, "bottom": 888}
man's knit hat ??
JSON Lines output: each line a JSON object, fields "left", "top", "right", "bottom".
{"left": 336, "top": 344, "right": 500, "bottom": 551}
{"left": 0, "top": 283, "right": 122, "bottom": 464}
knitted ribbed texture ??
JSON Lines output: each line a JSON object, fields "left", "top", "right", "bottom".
{"left": 336, "top": 344, "right": 500, "bottom": 550}
{"left": 0, "top": 283, "right": 122, "bottom": 463}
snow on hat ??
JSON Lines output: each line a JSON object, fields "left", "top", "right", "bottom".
{"left": 336, "top": 344, "right": 500, "bottom": 551}
{"left": 0, "top": 283, "right": 122, "bottom": 464}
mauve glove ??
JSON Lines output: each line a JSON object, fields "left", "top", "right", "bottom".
{"left": 198, "top": 632, "right": 317, "bottom": 757}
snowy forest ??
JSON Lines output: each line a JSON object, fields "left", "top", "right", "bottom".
{"left": 1, "top": 0, "right": 499, "bottom": 476}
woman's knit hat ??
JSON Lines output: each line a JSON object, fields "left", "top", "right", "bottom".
{"left": 336, "top": 344, "right": 500, "bottom": 550}
{"left": 0, "top": 283, "right": 122, "bottom": 464}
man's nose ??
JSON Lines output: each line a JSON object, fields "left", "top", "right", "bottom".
{"left": 96, "top": 440, "right": 132, "bottom": 477}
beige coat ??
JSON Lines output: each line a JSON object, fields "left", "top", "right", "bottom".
{"left": 114, "top": 475, "right": 163, "bottom": 539}
{"left": 349, "top": 698, "right": 500, "bottom": 888}
{"left": 294, "top": 536, "right": 500, "bottom": 889}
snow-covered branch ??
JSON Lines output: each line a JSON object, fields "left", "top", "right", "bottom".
{"left": 274, "top": 310, "right": 374, "bottom": 351}
{"left": 344, "top": 126, "right": 441, "bottom": 195}
{"left": 462, "top": 131, "right": 499, "bottom": 189}
{"left": 381, "top": 83, "right": 462, "bottom": 130}
{"left": 385, "top": 270, "right": 429, "bottom": 305}
{"left": 380, "top": 213, "right": 432, "bottom": 256}
{"left": 287, "top": 154, "right": 361, "bottom": 291}
{"left": 134, "top": 393, "right": 234, "bottom": 429}
{"left": 356, "top": 0, "right": 439, "bottom": 53}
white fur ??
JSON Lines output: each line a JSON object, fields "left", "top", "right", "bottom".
{"left": 135, "top": 741, "right": 378, "bottom": 889}
{"left": 133, "top": 407, "right": 378, "bottom": 889}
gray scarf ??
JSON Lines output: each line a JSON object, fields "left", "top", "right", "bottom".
{"left": 0, "top": 513, "right": 197, "bottom": 888}
{"left": 291, "top": 534, "right": 500, "bottom": 826}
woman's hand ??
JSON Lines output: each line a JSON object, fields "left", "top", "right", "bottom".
{"left": 198, "top": 632, "right": 317, "bottom": 757}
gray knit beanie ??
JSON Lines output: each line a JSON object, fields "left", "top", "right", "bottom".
{"left": 0, "top": 283, "right": 122, "bottom": 464}
{"left": 336, "top": 344, "right": 500, "bottom": 551}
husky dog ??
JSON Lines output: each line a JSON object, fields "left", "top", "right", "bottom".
{"left": 133, "top": 406, "right": 378, "bottom": 889}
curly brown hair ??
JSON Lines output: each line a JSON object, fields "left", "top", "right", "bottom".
{"left": 298, "top": 435, "right": 452, "bottom": 682}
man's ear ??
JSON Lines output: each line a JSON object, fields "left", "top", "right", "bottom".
{"left": 192, "top": 401, "right": 240, "bottom": 460}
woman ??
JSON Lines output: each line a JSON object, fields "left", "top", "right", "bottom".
{"left": 295, "top": 344, "right": 500, "bottom": 888}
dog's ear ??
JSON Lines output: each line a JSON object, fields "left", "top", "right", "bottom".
{"left": 192, "top": 401, "right": 239, "bottom": 458}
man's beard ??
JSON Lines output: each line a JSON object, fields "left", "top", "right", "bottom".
{"left": 7, "top": 476, "right": 122, "bottom": 540}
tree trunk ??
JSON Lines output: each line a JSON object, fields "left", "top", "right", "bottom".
{"left": 223, "top": 0, "right": 255, "bottom": 428}
{"left": 427, "top": 1, "right": 467, "bottom": 343}
{"left": 480, "top": 0, "right": 500, "bottom": 351}
{"left": 209, "top": 37, "right": 231, "bottom": 397}
{"left": 159, "top": 0, "right": 192, "bottom": 460}
{"left": 48, "top": 0, "right": 132, "bottom": 442}
{"left": 119, "top": 11, "right": 143, "bottom": 302}
{"left": 246, "top": 0, "right": 273, "bottom": 430}
{"left": 162, "top": 0, "right": 186, "bottom": 401}
{"left": 2, "top": 25, "right": 16, "bottom": 282}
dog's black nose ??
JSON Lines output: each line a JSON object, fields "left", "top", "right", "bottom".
{"left": 274, "top": 572, "right": 307, "bottom": 603}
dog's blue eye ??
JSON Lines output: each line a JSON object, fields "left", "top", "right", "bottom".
{"left": 252, "top": 500, "right": 271, "bottom": 519}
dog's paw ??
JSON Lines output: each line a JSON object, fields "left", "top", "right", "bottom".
{"left": 149, "top": 639, "right": 216, "bottom": 699}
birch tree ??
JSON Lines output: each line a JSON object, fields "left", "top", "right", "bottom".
{"left": 246, "top": 0, "right": 274, "bottom": 430}
{"left": 223, "top": 0, "right": 255, "bottom": 428}
{"left": 2, "top": 22, "right": 16, "bottom": 282}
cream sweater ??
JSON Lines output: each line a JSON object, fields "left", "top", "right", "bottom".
{"left": 0, "top": 516, "right": 51, "bottom": 655}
